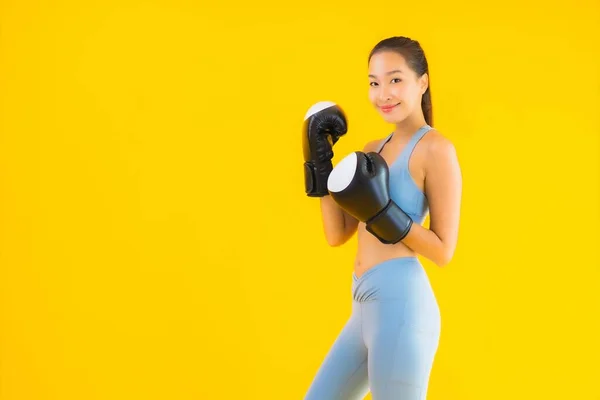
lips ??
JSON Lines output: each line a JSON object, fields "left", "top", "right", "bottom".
{"left": 380, "top": 103, "right": 400, "bottom": 113}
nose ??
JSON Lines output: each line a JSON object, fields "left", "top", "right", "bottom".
{"left": 378, "top": 84, "right": 392, "bottom": 102}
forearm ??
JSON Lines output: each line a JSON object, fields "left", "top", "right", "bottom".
{"left": 361, "top": 196, "right": 455, "bottom": 266}
{"left": 320, "top": 196, "right": 356, "bottom": 246}
{"left": 401, "top": 222, "right": 454, "bottom": 267}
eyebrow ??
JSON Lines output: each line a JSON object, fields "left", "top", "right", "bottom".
{"left": 368, "top": 69, "right": 403, "bottom": 78}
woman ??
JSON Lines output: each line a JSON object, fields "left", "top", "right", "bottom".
{"left": 302, "top": 36, "right": 462, "bottom": 399}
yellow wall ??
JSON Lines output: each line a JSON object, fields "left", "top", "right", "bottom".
{"left": 1, "top": 1, "right": 599, "bottom": 399}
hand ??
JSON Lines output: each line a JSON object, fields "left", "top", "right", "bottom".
{"left": 327, "top": 151, "right": 413, "bottom": 244}
{"left": 302, "top": 101, "right": 348, "bottom": 197}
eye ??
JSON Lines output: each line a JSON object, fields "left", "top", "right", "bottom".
{"left": 369, "top": 82, "right": 378, "bottom": 87}
{"left": 391, "top": 78, "right": 402, "bottom": 83}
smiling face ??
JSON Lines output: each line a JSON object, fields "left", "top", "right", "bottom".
{"left": 368, "top": 50, "right": 429, "bottom": 124}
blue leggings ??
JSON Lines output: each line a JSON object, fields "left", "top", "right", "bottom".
{"left": 305, "top": 257, "right": 441, "bottom": 400}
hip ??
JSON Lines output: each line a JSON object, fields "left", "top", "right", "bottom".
{"left": 350, "top": 257, "right": 441, "bottom": 333}
{"left": 351, "top": 257, "right": 434, "bottom": 300}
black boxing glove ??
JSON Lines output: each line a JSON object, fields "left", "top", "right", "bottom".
{"left": 302, "top": 101, "right": 348, "bottom": 197}
{"left": 327, "top": 151, "right": 413, "bottom": 244}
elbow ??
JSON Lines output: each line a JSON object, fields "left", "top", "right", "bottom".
{"left": 435, "top": 247, "right": 455, "bottom": 267}
{"left": 325, "top": 226, "right": 355, "bottom": 247}
{"left": 435, "top": 258, "right": 450, "bottom": 267}
{"left": 326, "top": 235, "right": 346, "bottom": 247}
{"left": 325, "top": 230, "right": 351, "bottom": 247}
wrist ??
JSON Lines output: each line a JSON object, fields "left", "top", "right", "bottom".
{"left": 304, "top": 160, "right": 333, "bottom": 197}
{"left": 365, "top": 200, "right": 413, "bottom": 244}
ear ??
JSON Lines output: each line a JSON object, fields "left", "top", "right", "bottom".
{"left": 420, "top": 73, "right": 429, "bottom": 95}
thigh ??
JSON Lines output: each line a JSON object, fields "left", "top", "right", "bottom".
{"left": 363, "top": 300, "right": 440, "bottom": 400}
{"left": 305, "top": 309, "right": 369, "bottom": 400}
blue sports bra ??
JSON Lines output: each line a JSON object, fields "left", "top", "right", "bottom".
{"left": 376, "top": 125, "right": 432, "bottom": 225}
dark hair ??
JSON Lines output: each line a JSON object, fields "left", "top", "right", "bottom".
{"left": 368, "top": 36, "right": 433, "bottom": 126}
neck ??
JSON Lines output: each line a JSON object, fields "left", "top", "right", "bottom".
{"left": 393, "top": 113, "right": 428, "bottom": 139}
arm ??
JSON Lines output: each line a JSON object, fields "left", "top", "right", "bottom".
{"left": 319, "top": 196, "right": 359, "bottom": 247}
{"left": 319, "top": 139, "right": 383, "bottom": 247}
{"left": 401, "top": 136, "right": 462, "bottom": 266}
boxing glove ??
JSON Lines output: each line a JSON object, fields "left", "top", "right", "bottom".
{"left": 302, "top": 101, "right": 348, "bottom": 197}
{"left": 327, "top": 151, "right": 413, "bottom": 244}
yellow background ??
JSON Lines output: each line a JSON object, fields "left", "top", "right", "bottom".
{"left": 1, "top": 0, "right": 599, "bottom": 399}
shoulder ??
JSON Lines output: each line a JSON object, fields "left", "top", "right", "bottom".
{"left": 421, "top": 129, "right": 461, "bottom": 186}
{"left": 422, "top": 129, "right": 459, "bottom": 168}
{"left": 362, "top": 134, "right": 391, "bottom": 153}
